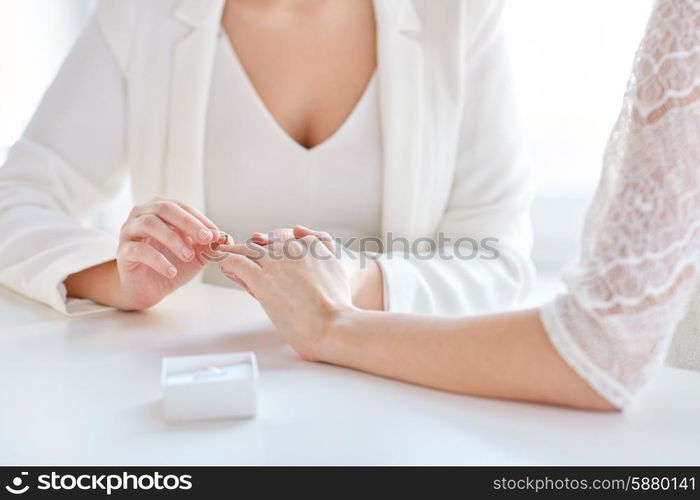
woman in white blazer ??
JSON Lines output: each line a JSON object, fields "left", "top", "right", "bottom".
{"left": 0, "top": 0, "right": 533, "bottom": 316}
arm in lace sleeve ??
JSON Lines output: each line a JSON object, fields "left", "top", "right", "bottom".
{"left": 540, "top": 0, "right": 700, "bottom": 408}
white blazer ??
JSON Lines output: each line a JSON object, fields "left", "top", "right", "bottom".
{"left": 0, "top": 0, "right": 534, "bottom": 315}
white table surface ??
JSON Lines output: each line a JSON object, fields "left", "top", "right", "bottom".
{"left": 1, "top": 281, "right": 699, "bottom": 466}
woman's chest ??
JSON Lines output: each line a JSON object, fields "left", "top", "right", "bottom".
{"left": 221, "top": 0, "right": 377, "bottom": 150}
{"left": 203, "top": 34, "right": 384, "bottom": 244}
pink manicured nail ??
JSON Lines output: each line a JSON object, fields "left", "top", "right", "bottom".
{"left": 198, "top": 228, "right": 213, "bottom": 242}
{"left": 167, "top": 266, "right": 177, "bottom": 278}
{"left": 182, "top": 247, "right": 194, "bottom": 259}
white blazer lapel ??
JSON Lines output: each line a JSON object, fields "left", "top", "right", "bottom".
{"left": 164, "top": 0, "right": 225, "bottom": 211}
{"left": 163, "top": 0, "right": 432, "bottom": 234}
{"left": 375, "top": 0, "right": 430, "bottom": 243}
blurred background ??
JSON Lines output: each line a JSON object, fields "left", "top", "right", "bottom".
{"left": 0, "top": 0, "right": 654, "bottom": 300}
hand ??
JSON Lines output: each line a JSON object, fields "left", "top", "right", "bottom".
{"left": 115, "top": 197, "right": 225, "bottom": 310}
{"left": 218, "top": 233, "right": 355, "bottom": 361}
{"left": 250, "top": 226, "right": 384, "bottom": 310}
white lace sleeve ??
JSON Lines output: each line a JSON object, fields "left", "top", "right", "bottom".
{"left": 539, "top": 0, "right": 700, "bottom": 408}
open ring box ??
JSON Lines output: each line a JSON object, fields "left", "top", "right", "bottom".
{"left": 161, "top": 352, "right": 258, "bottom": 422}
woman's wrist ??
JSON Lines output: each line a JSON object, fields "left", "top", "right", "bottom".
{"left": 64, "top": 260, "right": 134, "bottom": 310}
{"left": 315, "top": 305, "right": 370, "bottom": 364}
{"left": 347, "top": 255, "right": 384, "bottom": 311}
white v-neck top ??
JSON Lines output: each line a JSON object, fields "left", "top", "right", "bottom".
{"left": 203, "top": 33, "right": 383, "bottom": 286}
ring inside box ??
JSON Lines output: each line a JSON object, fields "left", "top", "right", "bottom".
{"left": 167, "top": 362, "right": 253, "bottom": 385}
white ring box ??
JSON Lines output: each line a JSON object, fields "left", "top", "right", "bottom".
{"left": 161, "top": 352, "right": 258, "bottom": 422}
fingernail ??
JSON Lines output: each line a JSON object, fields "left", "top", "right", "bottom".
{"left": 209, "top": 241, "right": 220, "bottom": 251}
{"left": 198, "top": 228, "right": 213, "bottom": 242}
{"left": 167, "top": 266, "right": 177, "bottom": 278}
{"left": 182, "top": 247, "right": 194, "bottom": 259}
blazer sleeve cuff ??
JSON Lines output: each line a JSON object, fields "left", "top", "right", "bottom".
{"left": 375, "top": 254, "right": 437, "bottom": 314}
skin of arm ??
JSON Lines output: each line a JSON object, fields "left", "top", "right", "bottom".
{"left": 64, "top": 260, "right": 129, "bottom": 309}
{"left": 323, "top": 308, "right": 616, "bottom": 411}
{"left": 218, "top": 229, "right": 617, "bottom": 411}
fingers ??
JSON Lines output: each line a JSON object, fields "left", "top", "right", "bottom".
{"left": 293, "top": 225, "right": 330, "bottom": 240}
{"left": 296, "top": 234, "right": 334, "bottom": 258}
{"left": 294, "top": 226, "right": 335, "bottom": 254}
{"left": 131, "top": 198, "right": 216, "bottom": 245}
{"left": 208, "top": 231, "right": 232, "bottom": 252}
{"left": 119, "top": 241, "right": 177, "bottom": 278}
{"left": 264, "top": 235, "right": 332, "bottom": 260}
{"left": 218, "top": 254, "right": 263, "bottom": 289}
{"left": 249, "top": 226, "right": 336, "bottom": 254}
{"left": 170, "top": 199, "right": 221, "bottom": 242}
{"left": 218, "top": 243, "right": 266, "bottom": 261}
{"left": 216, "top": 244, "right": 256, "bottom": 291}
{"left": 222, "top": 271, "right": 249, "bottom": 290}
{"left": 122, "top": 213, "right": 197, "bottom": 262}
{"left": 236, "top": 226, "right": 338, "bottom": 264}
{"left": 293, "top": 225, "right": 329, "bottom": 239}
{"left": 252, "top": 228, "right": 295, "bottom": 246}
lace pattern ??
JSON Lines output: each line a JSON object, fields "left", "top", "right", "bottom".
{"left": 540, "top": 0, "right": 700, "bottom": 408}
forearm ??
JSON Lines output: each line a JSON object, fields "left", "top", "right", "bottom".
{"left": 320, "top": 307, "right": 617, "bottom": 411}
{"left": 64, "top": 260, "right": 130, "bottom": 310}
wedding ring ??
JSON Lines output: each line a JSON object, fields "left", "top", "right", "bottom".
{"left": 193, "top": 365, "right": 225, "bottom": 380}
{"left": 209, "top": 231, "right": 231, "bottom": 252}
